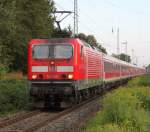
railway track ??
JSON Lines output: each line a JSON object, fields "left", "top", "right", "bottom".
{"left": 0, "top": 96, "right": 101, "bottom": 132}
{"left": 0, "top": 110, "right": 41, "bottom": 128}
{"left": 0, "top": 83, "right": 121, "bottom": 132}
{"left": 24, "top": 96, "right": 100, "bottom": 132}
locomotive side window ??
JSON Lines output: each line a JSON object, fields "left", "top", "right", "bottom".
{"left": 33, "top": 45, "right": 49, "bottom": 59}
{"left": 80, "top": 45, "right": 83, "bottom": 57}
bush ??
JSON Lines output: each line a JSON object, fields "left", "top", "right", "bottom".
{"left": 100, "top": 89, "right": 140, "bottom": 125}
{"left": 85, "top": 124, "right": 128, "bottom": 132}
{"left": 0, "top": 79, "right": 28, "bottom": 116}
{"left": 138, "top": 76, "right": 150, "bottom": 86}
{"left": 0, "top": 65, "right": 8, "bottom": 79}
{"left": 130, "top": 87, "right": 150, "bottom": 111}
{"left": 85, "top": 88, "right": 150, "bottom": 132}
{"left": 85, "top": 76, "right": 150, "bottom": 132}
{"left": 128, "top": 75, "right": 150, "bottom": 87}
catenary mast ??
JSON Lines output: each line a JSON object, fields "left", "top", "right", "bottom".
{"left": 74, "top": 0, "right": 78, "bottom": 36}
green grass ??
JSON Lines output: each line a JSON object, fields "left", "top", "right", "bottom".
{"left": 0, "top": 79, "right": 29, "bottom": 117}
{"left": 128, "top": 75, "right": 150, "bottom": 87}
{"left": 84, "top": 75, "right": 150, "bottom": 132}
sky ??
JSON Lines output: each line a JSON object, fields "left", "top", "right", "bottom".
{"left": 54, "top": 0, "right": 150, "bottom": 67}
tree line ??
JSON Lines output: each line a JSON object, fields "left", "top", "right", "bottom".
{"left": 146, "top": 64, "right": 150, "bottom": 73}
{"left": 0, "top": 0, "right": 55, "bottom": 73}
{"left": 112, "top": 53, "right": 131, "bottom": 63}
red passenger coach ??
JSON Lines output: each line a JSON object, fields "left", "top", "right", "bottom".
{"left": 27, "top": 38, "right": 103, "bottom": 107}
{"left": 103, "top": 54, "right": 145, "bottom": 87}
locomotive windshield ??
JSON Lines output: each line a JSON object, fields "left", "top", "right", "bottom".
{"left": 32, "top": 44, "right": 73, "bottom": 59}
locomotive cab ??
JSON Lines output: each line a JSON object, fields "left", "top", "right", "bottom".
{"left": 27, "top": 39, "right": 78, "bottom": 107}
{"left": 31, "top": 43, "right": 74, "bottom": 80}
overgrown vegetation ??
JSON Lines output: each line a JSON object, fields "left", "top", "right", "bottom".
{"left": 77, "top": 33, "right": 107, "bottom": 54}
{"left": 84, "top": 75, "right": 150, "bottom": 132}
{"left": 112, "top": 53, "right": 131, "bottom": 63}
{"left": 0, "top": 79, "right": 28, "bottom": 116}
{"left": 0, "top": 0, "right": 55, "bottom": 73}
{"left": 128, "top": 75, "right": 150, "bottom": 87}
{"left": 0, "top": 64, "right": 8, "bottom": 79}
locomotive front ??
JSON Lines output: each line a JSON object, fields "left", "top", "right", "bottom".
{"left": 27, "top": 39, "right": 77, "bottom": 107}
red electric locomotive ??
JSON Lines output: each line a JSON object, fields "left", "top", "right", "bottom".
{"left": 28, "top": 38, "right": 103, "bottom": 107}
{"left": 27, "top": 38, "right": 145, "bottom": 107}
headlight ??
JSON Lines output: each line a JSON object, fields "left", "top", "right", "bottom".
{"left": 68, "top": 74, "right": 73, "bottom": 79}
{"left": 32, "top": 75, "right": 37, "bottom": 79}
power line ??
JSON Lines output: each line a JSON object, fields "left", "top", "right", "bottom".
{"left": 70, "top": 0, "right": 112, "bottom": 45}
{"left": 117, "top": 28, "right": 120, "bottom": 54}
{"left": 56, "top": 1, "right": 103, "bottom": 34}
{"left": 54, "top": 1, "right": 66, "bottom": 11}
{"left": 54, "top": 0, "right": 112, "bottom": 50}
{"left": 102, "top": 0, "right": 149, "bottom": 16}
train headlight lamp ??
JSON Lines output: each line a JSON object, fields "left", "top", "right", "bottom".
{"left": 68, "top": 74, "right": 73, "bottom": 79}
{"left": 32, "top": 75, "right": 37, "bottom": 79}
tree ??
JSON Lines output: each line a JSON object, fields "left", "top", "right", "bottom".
{"left": 97, "top": 45, "right": 107, "bottom": 54}
{"left": 77, "top": 33, "right": 107, "bottom": 54}
{"left": 146, "top": 64, "right": 150, "bottom": 73}
{"left": 86, "top": 35, "right": 97, "bottom": 47}
{"left": 112, "top": 53, "right": 131, "bottom": 63}
{"left": 52, "top": 27, "right": 72, "bottom": 38}
{"left": 77, "top": 33, "right": 87, "bottom": 41}
{"left": 0, "top": 0, "right": 55, "bottom": 73}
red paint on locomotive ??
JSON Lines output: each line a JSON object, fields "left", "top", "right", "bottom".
{"left": 28, "top": 38, "right": 103, "bottom": 82}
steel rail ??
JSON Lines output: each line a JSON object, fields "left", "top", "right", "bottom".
{"left": 22, "top": 96, "right": 100, "bottom": 132}
{"left": 0, "top": 110, "right": 41, "bottom": 128}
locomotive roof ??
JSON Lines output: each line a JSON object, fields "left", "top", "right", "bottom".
{"left": 29, "top": 38, "right": 102, "bottom": 52}
{"left": 29, "top": 38, "right": 79, "bottom": 43}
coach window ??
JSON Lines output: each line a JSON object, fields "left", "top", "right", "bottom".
{"left": 104, "top": 61, "right": 111, "bottom": 72}
{"left": 104, "top": 62, "right": 107, "bottom": 72}
{"left": 110, "top": 63, "right": 113, "bottom": 72}
{"left": 113, "top": 64, "right": 116, "bottom": 71}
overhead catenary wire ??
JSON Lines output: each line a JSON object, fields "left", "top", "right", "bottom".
{"left": 54, "top": 0, "right": 114, "bottom": 52}
{"left": 69, "top": 0, "right": 115, "bottom": 47}
{"left": 54, "top": 0, "right": 149, "bottom": 66}
{"left": 101, "top": 0, "right": 149, "bottom": 16}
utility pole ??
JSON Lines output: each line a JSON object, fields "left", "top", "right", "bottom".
{"left": 117, "top": 28, "right": 120, "bottom": 55}
{"left": 74, "top": 0, "right": 78, "bottom": 36}
{"left": 136, "top": 56, "right": 138, "bottom": 66}
{"left": 132, "top": 49, "right": 134, "bottom": 64}
{"left": 122, "top": 41, "right": 128, "bottom": 62}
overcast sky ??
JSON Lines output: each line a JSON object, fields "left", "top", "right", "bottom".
{"left": 54, "top": 0, "right": 150, "bottom": 66}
